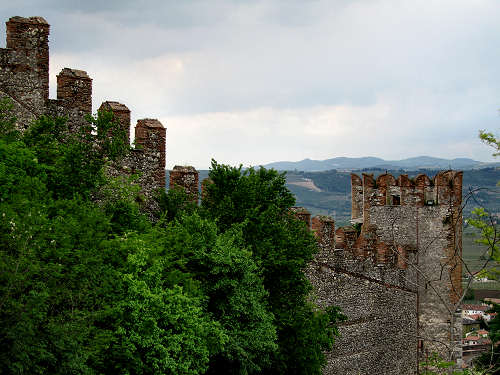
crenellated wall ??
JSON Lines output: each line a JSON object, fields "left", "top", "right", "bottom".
{"left": 296, "top": 211, "right": 419, "bottom": 375}
{"left": 300, "top": 170, "right": 463, "bottom": 374}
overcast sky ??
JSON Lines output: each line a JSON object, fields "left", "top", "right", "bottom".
{"left": 1, "top": 1, "right": 499, "bottom": 169}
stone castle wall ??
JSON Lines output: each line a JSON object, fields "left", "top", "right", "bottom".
{"left": 301, "top": 171, "right": 463, "bottom": 375}
{"left": 303, "top": 214, "right": 419, "bottom": 375}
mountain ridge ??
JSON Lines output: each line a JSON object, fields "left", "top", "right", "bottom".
{"left": 263, "top": 156, "right": 499, "bottom": 171}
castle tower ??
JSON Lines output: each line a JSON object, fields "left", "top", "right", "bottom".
{"left": 355, "top": 171, "right": 463, "bottom": 365}
{"left": 1, "top": 16, "right": 50, "bottom": 117}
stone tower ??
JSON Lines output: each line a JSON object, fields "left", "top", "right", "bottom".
{"left": 305, "top": 170, "right": 463, "bottom": 375}
{"left": 351, "top": 171, "right": 463, "bottom": 364}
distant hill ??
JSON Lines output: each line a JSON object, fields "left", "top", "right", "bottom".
{"left": 263, "top": 156, "right": 499, "bottom": 172}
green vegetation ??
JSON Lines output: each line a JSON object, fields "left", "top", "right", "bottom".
{"left": 0, "top": 99, "right": 344, "bottom": 374}
{"left": 467, "top": 130, "right": 500, "bottom": 374}
{"left": 420, "top": 353, "right": 484, "bottom": 374}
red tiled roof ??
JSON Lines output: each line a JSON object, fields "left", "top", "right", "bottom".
{"left": 466, "top": 314, "right": 483, "bottom": 321}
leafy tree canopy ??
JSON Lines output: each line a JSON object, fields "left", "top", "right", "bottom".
{"left": 0, "top": 100, "right": 343, "bottom": 374}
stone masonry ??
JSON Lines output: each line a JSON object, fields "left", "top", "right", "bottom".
{"left": 298, "top": 171, "right": 463, "bottom": 375}
{"left": 0, "top": 16, "right": 464, "bottom": 374}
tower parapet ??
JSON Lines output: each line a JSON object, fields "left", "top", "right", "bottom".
{"left": 307, "top": 209, "right": 418, "bottom": 375}
{"left": 307, "top": 171, "right": 463, "bottom": 374}
{"left": 351, "top": 171, "right": 463, "bottom": 365}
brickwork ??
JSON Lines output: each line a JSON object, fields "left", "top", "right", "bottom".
{"left": 57, "top": 68, "right": 92, "bottom": 114}
{"left": 305, "top": 211, "right": 419, "bottom": 375}
{"left": 0, "top": 17, "right": 49, "bottom": 129}
{"left": 290, "top": 206, "right": 312, "bottom": 228}
{"left": 99, "top": 101, "right": 131, "bottom": 143}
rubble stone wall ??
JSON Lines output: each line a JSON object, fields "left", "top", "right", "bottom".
{"left": 307, "top": 215, "right": 419, "bottom": 375}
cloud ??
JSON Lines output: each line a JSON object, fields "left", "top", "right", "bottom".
{"left": 164, "top": 100, "right": 497, "bottom": 169}
{"left": 1, "top": 0, "right": 500, "bottom": 168}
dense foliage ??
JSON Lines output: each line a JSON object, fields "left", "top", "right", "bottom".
{"left": 202, "top": 162, "right": 345, "bottom": 374}
{"left": 0, "top": 100, "right": 343, "bottom": 374}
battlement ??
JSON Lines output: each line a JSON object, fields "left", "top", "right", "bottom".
{"left": 301, "top": 207, "right": 419, "bottom": 374}
{"left": 6, "top": 16, "right": 49, "bottom": 50}
{"left": 99, "top": 101, "right": 131, "bottom": 142}
{"left": 293, "top": 207, "right": 416, "bottom": 285}
{"left": 352, "top": 171, "right": 463, "bottom": 223}
{"left": 0, "top": 15, "right": 463, "bottom": 374}
{"left": 307, "top": 171, "right": 463, "bottom": 373}
{"left": 57, "top": 68, "right": 93, "bottom": 114}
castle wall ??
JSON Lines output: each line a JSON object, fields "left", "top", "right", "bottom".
{"left": 305, "top": 214, "right": 419, "bottom": 375}
{"left": 1, "top": 15, "right": 464, "bottom": 373}
{"left": 310, "top": 265, "right": 418, "bottom": 375}
{"left": 304, "top": 170, "right": 463, "bottom": 374}
{"left": 364, "top": 171, "right": 463, "bottom": 363}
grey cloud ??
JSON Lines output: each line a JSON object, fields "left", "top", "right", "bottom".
{"left": 1, "top": 0, "right": 499, "bottom": 167}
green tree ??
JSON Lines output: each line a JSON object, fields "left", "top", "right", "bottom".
{"left": 467, "top": 129, "right": 500, "bottom": 374}
{"left": 142, "top": 214, "right": 278, "bottom": 374}
{"left": 21, "top": 110, "right": 129, "bottom": 200}
{"left": 202, "top": 160, "right": 345, "bottom": 375}
{"left": 479, "top": 130, "right": 500, "bottom": 158}
{"left": 0, "top": 99, "right": 344, "bottom": 374}
{"left": 0, "top": 105, "right": 222, "bottom": 374}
